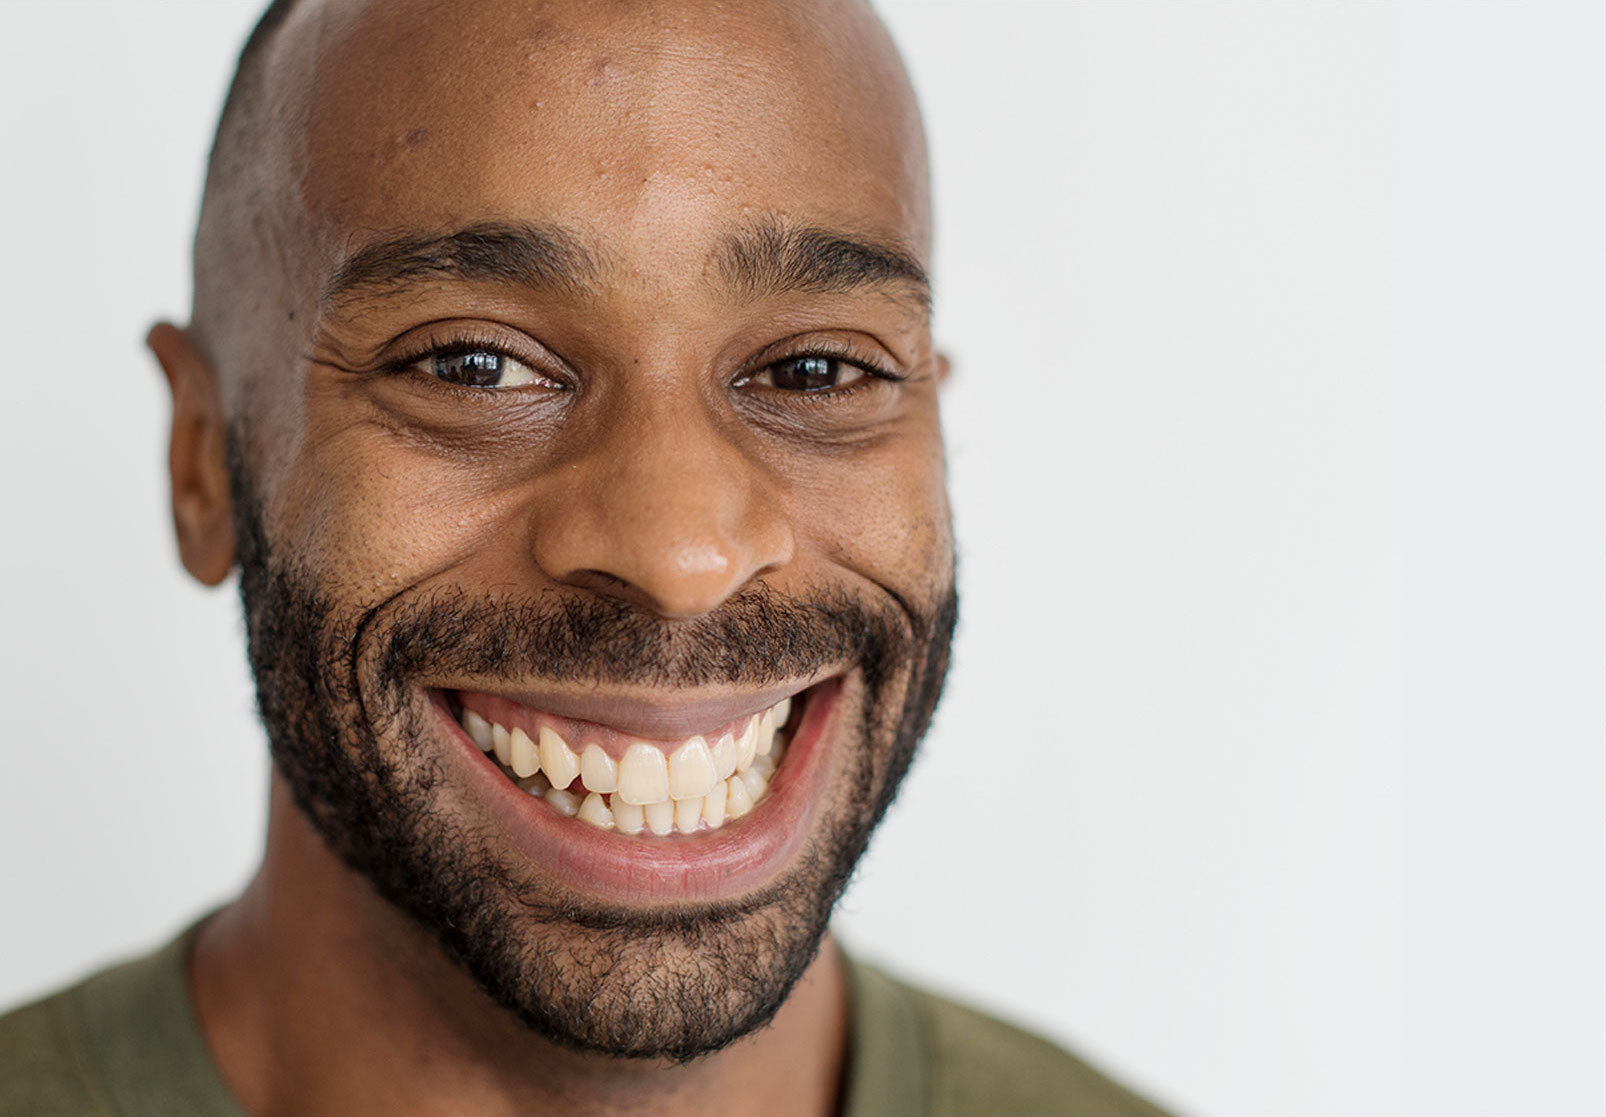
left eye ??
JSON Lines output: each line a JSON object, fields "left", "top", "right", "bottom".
{"left": 424, "top": 348, "right": 542, "bottom": 389}
{"left": 751, "top": 355, "right": 866, "bottom": 393}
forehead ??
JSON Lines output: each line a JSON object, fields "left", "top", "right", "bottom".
{"left": 270, "top": 0, "right": 928, "bottom": 275}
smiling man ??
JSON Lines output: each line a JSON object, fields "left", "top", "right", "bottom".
{"left": 0, "top": 2, "right": 1167, "bottom": 1115}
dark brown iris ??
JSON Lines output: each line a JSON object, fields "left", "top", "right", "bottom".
{"left": 769, "top": 355, "right": 842, "bottom": 392}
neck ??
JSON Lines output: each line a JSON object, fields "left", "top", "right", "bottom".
{"left": 191, "top": 777, "right": 849, "bottom": 1117}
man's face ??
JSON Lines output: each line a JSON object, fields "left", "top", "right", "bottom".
{"left": 214, "top": 0, "right": 953, "bottom": 1060}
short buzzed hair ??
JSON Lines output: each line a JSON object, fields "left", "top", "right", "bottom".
{"left": 204, "top": 0, "right": 299, "bottom": 196}
{"left": 190, "top": 0, "right": 300, "bottom": 376}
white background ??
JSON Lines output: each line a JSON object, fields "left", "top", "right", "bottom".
{"left": 1, "top": 3, "right": 1601, "bottom": 1115}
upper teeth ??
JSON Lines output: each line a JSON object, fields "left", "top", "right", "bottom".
{"left": 510, "top": 728, "right": 540, "bottom": 779}
{"left": 579, "top": 743, "right": 618, "bottom": 793}
{"left": 617, "top": 742, "right": 670, "bottom": 805}
{"left": 667, "top": 737, "right": 716, "bottom": 800}
{"left": 458, "top": 697, "right": 795, "bottom": 835}
{"left": 539, "top": 726, "right": 581, "bottom": 790}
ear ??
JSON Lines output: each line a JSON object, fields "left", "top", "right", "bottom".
{"left": 148, "top": 322, "right": 236, "bottom": 586}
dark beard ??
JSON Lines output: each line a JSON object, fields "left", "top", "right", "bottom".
{"left": 227, "top": 438, "right": 957, "bottom": 1062}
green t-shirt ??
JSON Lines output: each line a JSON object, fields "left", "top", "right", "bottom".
{"left": 0, "top": 925, "right": 1172, "bottom": 1117}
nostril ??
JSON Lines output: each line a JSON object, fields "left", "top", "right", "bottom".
{"left": 556, "top": 568, "right": 731, "bottom": 620}
{"left": 555, "top": 543, "right": 766, "bottom": 620}
{"left": 564, "top": 569, "right": 638, "bottom": 598}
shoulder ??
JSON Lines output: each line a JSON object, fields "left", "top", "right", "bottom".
{"left": 909, "top": 981, "right": 1173, "bottom": 1117}
{"left": 0, "top": 923, "right": 241, "bottom": 1117}
{"left": 844, "top": 958, "right": 1174, "bottom": 1117}
{"left": 0, "top": 981, "right": 111, "bottom": 1117}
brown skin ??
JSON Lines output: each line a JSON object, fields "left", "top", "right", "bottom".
{"left": 150, "top": 1, "right": 949, "bottom": 1113}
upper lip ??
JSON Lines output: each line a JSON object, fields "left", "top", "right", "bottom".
{"left": 444, "top": 673, "right": 832, "bottom": 740}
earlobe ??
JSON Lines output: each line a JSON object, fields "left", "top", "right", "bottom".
{"left": 148, "top": 322, "right": 236, "bottom": 586}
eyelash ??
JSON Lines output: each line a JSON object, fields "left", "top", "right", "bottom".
{"left": 381, "top": 331, "right": 903, "bottom": 398}
{"left": 381, "top": 329, "right": 564, "bottom": 390}
{"left": 736, "top": 340, "right": 904, "bottom": 398}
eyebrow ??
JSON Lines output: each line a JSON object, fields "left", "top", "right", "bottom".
{"left": 716, "top": 220, "right": 932, "bottom": 313}
{"left": 321, "top": 217, "right": 931, "bottom": 313}
{"left": 322, "top": 221, "right": 600, "bottom": 309}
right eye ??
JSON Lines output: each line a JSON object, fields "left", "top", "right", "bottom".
{"left": 419, "top": 348, "right": 548, "bottom": 389}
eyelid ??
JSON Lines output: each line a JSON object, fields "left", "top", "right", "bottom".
{"left": 381, "top": 323, "right": 570, "bottom": 389}
{"left": 737, "top": 338, "right": 906, "bottom": 389}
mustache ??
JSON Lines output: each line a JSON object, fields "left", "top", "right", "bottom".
{"left": 365, "top": 582, "right": 916, "bottom": 693}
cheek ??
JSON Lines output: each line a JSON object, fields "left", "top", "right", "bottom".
{"left": 260, "top": 382, "right": 953, "bottom": 609}
{"left": 270, "top": 420, "right": 539, "bottom": 603}
{"left": 788, "top": 422, "right": 952, "bottom": 592}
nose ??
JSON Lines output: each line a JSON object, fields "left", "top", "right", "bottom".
{"left": 525, "top": 403, "right": 794, "bottom": 619}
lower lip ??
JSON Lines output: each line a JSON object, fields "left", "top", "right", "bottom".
{"left": 431, "top": 679, "right": 845, "bottom": 906}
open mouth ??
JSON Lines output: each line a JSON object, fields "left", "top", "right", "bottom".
{"left": 445, "top": 687, "right": 805, "bottom": 837}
